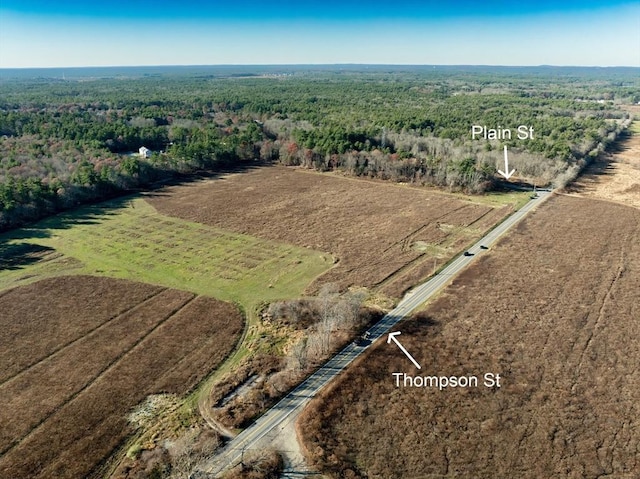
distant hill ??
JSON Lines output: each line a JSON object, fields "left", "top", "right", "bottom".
{"left": 1, "top": 64, "right": 639, "bottom": 81}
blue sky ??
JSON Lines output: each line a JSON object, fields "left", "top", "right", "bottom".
{"left": 1, "top": 1, "right": 638, "bottom": 67}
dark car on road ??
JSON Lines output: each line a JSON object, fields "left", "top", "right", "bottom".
{"left": 355, "top": 331, "right": 371, "bottom": 347}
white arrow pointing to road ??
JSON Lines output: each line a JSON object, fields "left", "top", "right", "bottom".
{"left": 387, "top": 331, "right": 421, "bottom": 369}
{"left": 498, "top": 145, "right": 515, "bottom": 180}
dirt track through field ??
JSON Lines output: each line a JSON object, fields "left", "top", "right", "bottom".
{"left": 0, "top": 288, "right": 195, "bottom": 456}
{"left": 0, "top": 276, "right": 244, "bottom": 479}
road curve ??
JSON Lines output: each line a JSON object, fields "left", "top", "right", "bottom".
{"left": 202, "top": 189, "right": 553, "bottom": 476}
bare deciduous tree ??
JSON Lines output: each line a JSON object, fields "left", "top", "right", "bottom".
{"left": 288, "top": 337, "right": 308, "bottom": 372}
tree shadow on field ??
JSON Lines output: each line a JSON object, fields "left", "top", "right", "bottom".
{"left": 0, "top": 159, "right": 269, "bottom": 274}
{"left": 565, "top": 153, "right": 618, "bottom": 195}
{"left": 567, "top": 129, "right": 635, "bottom": 194}
{"left": 0, "top": 195, "right": 137, "bottom": 273}
{"left": 18, "top": 195, "right": 135, "bottom": 232}
{"left": 403, "top": 312, "right": 441, "bottom": 336}
{"left": 0, "top": 242, "right": 56, "bottom": 271}
{"left": 494, "top": 178, "right": 540, "bottom": 192}
{"left": 139, "top": 159, "right": 268, "bottom": 198}
{"left": 608, "top": 129, "right": 632, "bottom": 155}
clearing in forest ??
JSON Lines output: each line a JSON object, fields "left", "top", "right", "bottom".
{"left": 148, "top": 166, "right": 527, "bottom": 298}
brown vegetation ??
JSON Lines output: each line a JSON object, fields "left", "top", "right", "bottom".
{"left": 221, "top": 449, "right": 284, "bottom": 479}
{"left": 0, "top": 275, "right": 244, "bottom": 479}
{"left": 147, "top": 166, "right": 512, "bottom": 297}
{"left": 210, "top": 289, "right": 382, "bottom": 430}
{"left": 113, "top": 427, "right": 222, "bottom": 479}
{"left": 298, "top": 195, "right": 640, "bottom": 478}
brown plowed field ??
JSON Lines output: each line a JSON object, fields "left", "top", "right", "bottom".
{"left": 298, "top": 195, "right": 640, "bottom": 478}
{"left": 0, "top": 275, "right": 244, "bottom": 479}
{"left": 147, "top": 167, "right": 510, "bottom": 296}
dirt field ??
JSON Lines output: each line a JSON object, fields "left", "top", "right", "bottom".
{"left": 298, "top": 194, "right": 640, "bottom": 478}
{"left": 0, "top": 275, "right": 244, "bottom": 479}
{"left": 147, "top": 166, "right": 514, "bottom": 297}
{"left": 567, "top": 122, "right": 640, "bottom": 209}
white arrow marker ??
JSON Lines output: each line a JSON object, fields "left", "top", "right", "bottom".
{"left": 498, "top": 145, "right": 515, "bottom": 180}
{"left": 387, "top": 331, "right": 421, "bottom": 369}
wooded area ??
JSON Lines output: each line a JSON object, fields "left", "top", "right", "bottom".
{"left": 1, "top": 66, "right": 637, "bottom": 230}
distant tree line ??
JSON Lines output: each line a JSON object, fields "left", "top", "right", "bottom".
{"left": 0, "top": 69, "right": 636, "bottom": 230}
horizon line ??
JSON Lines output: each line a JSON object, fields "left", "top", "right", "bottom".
{"left": 2, "top": 63, "right": 640, "bottom": 70}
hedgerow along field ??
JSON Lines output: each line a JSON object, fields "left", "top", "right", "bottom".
{"left": 0, "top": 275, "right": 244, "bottom": 479}
{"left": 567, "top": 120, "right": 640, "bottom": 209}
{"left": 297, "top": 194, "right": 640, "bottom": 479}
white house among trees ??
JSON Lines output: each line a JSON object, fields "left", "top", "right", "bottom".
{"left": 138, "top": 146, "right": 151, "bottom": 158}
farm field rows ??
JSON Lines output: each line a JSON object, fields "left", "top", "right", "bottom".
{"left": 148, "top": 166, "right": 524, "bottom": 298}
{"left": 298, "top": 194, "right": 640, "bottom": 478}
{"left": 0, "top": 275, "right": 244, "bottom": 479}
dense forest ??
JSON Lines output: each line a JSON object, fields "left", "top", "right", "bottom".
{"left": 1, "top": 65, "right": 638, "bottom": 231}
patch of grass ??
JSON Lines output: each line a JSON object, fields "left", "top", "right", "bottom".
{"left": 0, "top": 197, "right": 331, "bottom": 310}
{"left": 474, "top": 190, "right": 532, "bottom": 209}
{"left": 126, "top": 444, "right": 143, "bottom": 460}
{"left": 413, "top": 185, "right": 531, "bottom": 210}
{"left": 629, "top": 121, "right": 640, "bottom": 134}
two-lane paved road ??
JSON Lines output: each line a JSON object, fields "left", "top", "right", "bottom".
{"left": 202, "top": 189, "right": 553, "bottom": 476}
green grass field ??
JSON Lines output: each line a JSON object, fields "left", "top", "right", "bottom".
{"left": 415, "top": 185, "right": 532, "bottom": 210}
{"left": 0, "top": 196, "right": 332, "bottom": 311}
{"left": 476, "top": 189, "right": 532, "bottom": 209}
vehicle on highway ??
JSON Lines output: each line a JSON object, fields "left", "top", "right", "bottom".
{"left": 355, "top": 331, "right": 371, "bottom": 347}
